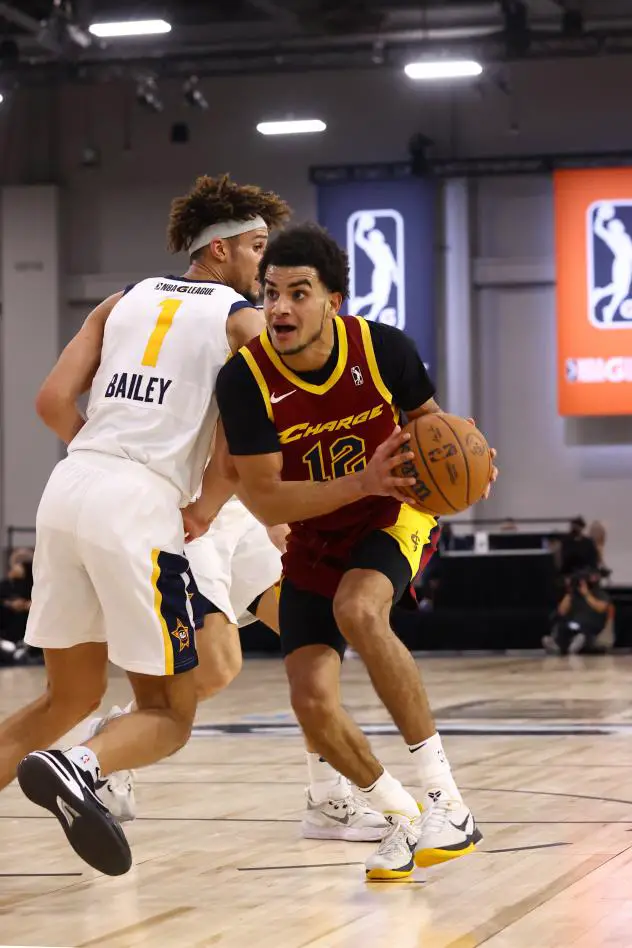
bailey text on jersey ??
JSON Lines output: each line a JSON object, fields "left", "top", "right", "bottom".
{"left": 104, "top": 373, "right": 173, "bottom": 404}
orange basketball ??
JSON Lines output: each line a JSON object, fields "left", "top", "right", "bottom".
{"left": 397, "top": 414, "right": 493, "bottom": 516}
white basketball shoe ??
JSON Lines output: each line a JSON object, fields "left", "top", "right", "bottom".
{"left": 415, "top": 787, "right": 481, "bottom": 868}
{"left": 301, "top": 786, "right": 388, "bottom": 841}
{"left": 85, "top": 706, "right": 137, "bottom": 823}
{"left": 365, "top": 814, "right": 422, "bottom": 880}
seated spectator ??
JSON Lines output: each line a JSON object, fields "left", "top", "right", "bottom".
{"left": 0, "top": 551, "right": 33, "bottom": 645}
{"left": 543, "top": 568, "right": 611, "bottom": 655}
{"left": 558, "top": 517, "right": 599, "bottom": 576}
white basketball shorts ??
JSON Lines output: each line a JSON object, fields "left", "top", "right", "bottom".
{"left": 186, "top": 497, "right": 281, "bottom": 627}
{"left": 25, "top": 451, "right": 198, "bottom": 676}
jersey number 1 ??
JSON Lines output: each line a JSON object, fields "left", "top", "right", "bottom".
{"left": 142, "top": 298, "right": 183, "bottom": 367}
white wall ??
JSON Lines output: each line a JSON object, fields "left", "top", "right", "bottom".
{"left": 4, "top": 55, "right": 632, "bottom": 577}
{"left": 2, "top": 53, "right": 632, "bottom": 283}
{"left": 474, "top": 176, "right": 632, "bottom": 582}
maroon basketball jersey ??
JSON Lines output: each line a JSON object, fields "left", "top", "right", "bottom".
{"left": 241, "top": 315, "right": 402, "bottom": 595}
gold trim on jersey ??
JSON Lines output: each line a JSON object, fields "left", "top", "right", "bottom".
{"left": 240, "top": 346, "right": 274, "bottom": 421}
{"left": 381, "top": 504, "right": 436, "bottom": 578}
{"left": 356, "top": 316, "right": 399, "bottom": 423}
{"left": 150, "top": 549, "right": 174, "bottom": 676}
{"left": 259, "top": 315, "right": 349, "bottom": 395}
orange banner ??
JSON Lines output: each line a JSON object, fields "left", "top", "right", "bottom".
{"left": 555, "top": 168, "right": 632, "bottom": 416}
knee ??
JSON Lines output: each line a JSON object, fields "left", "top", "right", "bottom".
{"left": 170, "top": 709, "right": 194, "bottom": 753}
{"left": 195, "top": 647, "right": 243, "bottom": 701}
{"left": 333, "top": 591, "right": 382, "bottom": 648}
{"left": 47, "top": 679, "right": 106, "bottom": 725}
{"left": 289, "top": 676, "right": 337, "bottom": 727}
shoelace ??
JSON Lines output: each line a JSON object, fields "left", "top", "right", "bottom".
{"left": 375, "top": 819, "right": 412, "bottom": 858}
{"left": 105, "top": 770, "right": 135, "bottom": 794}
{"left": 327, "top": 794, "right": 357, "bottom": 816}
{"left": 421, "top": 798, "right": 461, "bottom": 834}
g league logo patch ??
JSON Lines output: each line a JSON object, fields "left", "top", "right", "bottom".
{"left": 347, "top": 210, "right": 405, "bottom": 329}
{"left": 588, "top": 200, "right": 632, "bottom": 329}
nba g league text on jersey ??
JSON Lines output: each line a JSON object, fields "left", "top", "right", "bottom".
{"left": 154, "top": 281, "right": 216, "bottom": 296}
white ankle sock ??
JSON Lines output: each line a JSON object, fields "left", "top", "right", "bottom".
{"left": 306, "top": 753, "right": 345, "bottom": 803}
{"left": 65, "top": 745, "right": 101, "bottom": 784}
{"left": 409, "top": 732, "right": 461, "bottom": 801}
{"left": 358, "top": 769, "right": 419, "bottom": 821}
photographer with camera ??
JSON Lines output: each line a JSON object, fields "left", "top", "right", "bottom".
{"left": 543, "top": 568, "right": 611, "bottom": 655}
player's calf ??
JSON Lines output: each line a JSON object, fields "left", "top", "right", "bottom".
{"left": 194, "top": 615, "right": 243, "bottom": 701}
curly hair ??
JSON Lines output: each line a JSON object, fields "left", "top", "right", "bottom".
{"left": 167, "top": 174, "right": 291, "bottom": 254}
{"left": 259, "top": 223, "right": 349, "bottom": 298}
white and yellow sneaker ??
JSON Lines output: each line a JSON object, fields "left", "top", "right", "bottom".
{"left": 365, "top": 815, "right": 422, "bottom": 881}
{"left": 415, "top": 789, "right": 481, "bottom": 868}
{"left": 301, "top": 788, "right": 388, "bottom": 841}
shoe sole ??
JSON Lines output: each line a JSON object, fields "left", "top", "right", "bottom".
{"left": 365, "top": 866, "right": 415, "bottom": 881}
{"left": 301, "top": 824, "right": 386, "bottom": 842}
{"left": 17, "top": 752, "right": 132, "bottom": 876}
{"left": 414, "top": 839, "right": 477, "bottom": 868}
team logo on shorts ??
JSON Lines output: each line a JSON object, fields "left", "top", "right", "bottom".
{"left": 171, "top": 618, "right": 191, "bottom": 652}
{"left": 588, "top": 201, "right": 632, "bottom": 328}
{"left": 410, "top": 530, "right": 421, "bottom": 553}
{"left": 347, "top": 210, "right": 405, "bottom": 329}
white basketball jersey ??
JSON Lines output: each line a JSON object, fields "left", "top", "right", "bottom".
{"left": 70, "top": 276, "right": 248, "bottom": 503}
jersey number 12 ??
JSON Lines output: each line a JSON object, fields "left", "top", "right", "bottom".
{"left": 142, "top": 298, "right": 183, "bottom": 367}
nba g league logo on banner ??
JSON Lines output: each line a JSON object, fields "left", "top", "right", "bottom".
{"left": 347, "top": 210, "right": 405, "bottom": 330}
{"left": 588, "top": 201, "right": 632, "bottom": 329}
{"left": 314, "top": 173, "right": 436, "bottom": 371}
{"left": 555, "top": 168, "right": 632, "bottom": 416}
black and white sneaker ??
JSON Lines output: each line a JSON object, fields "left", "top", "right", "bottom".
{"left": 17, "top": 749, "right": 132, "bottom": 876}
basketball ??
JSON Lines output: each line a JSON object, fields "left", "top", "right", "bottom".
{"left": 397, "top": 414, "right": 493, "bottom": 516}
{"left": 597, "top": 202, "right": 615, "bottom": 221}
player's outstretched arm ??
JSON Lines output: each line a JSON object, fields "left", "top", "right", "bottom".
{"left": 182, "top": 421, "right": 238, "bottom": 541}
{"left": 232, "top": 427, "right": 417, "bottom": 527}
{"left": 35, "top": 291, "right": 123, "bottom": 444}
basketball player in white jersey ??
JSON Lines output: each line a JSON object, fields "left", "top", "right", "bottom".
{"left": 94, "top": 498, "right": 387, "bottom": 842}
{"left": 0, "top": 174, "right": 290, "bottom": 875}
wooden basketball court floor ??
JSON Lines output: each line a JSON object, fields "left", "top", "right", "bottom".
{"left": 2, "top": 653, "right": 632, "bottom": 948}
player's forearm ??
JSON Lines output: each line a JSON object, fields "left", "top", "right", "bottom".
{"left": 240, "top": 474, "right": 366, "bottom": 527}
{"left": 195, "top": 422, "right": 239, "bottom": 518}
{"left": 196, "top": 455, "right": 237, "bottom": 520}
{"left": 36, "top": 396, "right": 85, "bottom": 445}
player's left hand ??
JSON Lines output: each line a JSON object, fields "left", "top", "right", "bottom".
{"left": 182, "top": 500, "right": 216, "bottom": 543}
{"left": 466, "top": 417, "right": 498, "bottom": 500}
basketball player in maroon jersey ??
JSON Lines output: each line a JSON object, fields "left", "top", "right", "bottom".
{"left": 210, "top": 223, "right": 497, "bottom": 880}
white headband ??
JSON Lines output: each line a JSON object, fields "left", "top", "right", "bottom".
{"left": 188, "top": 215, "right": 267, "bottom": 255}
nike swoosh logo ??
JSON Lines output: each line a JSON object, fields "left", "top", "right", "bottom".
{"left": 450, "top": 815, "right": 473, "bottom": 834}
{"left": 57, "top": 796, "right": 80, "bottom": 828}
{"left": 270, "top": 390, "right": 296, "bottom": 404}
{"left": 325, "top": 811, "right": 351, "bottom": 825}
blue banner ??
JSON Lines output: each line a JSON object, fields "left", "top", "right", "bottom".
{"left": 315, "top": 175, "right": 436, "bottom": 373}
